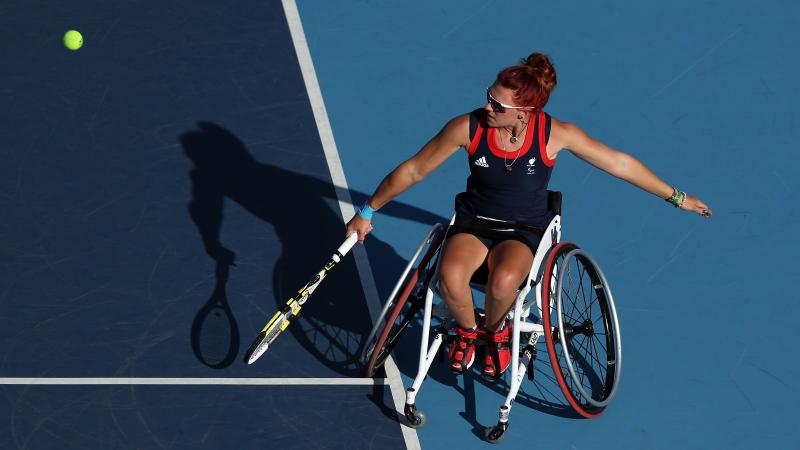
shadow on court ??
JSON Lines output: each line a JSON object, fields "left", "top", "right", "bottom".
{"left": 178, "top": 121, "right": 582, "bottom": 431}
{"left": 189, "top": 259, "right": 240, "bottom": 369}
{"left": 180, "top": 121, "right": 446, "bottom": 377}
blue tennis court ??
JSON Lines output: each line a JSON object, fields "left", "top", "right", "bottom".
{"left": 2, "top": 0, "right": 799, "bottom": 448}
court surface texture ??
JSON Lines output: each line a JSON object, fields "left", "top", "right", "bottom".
{"left": 1, "top": 0, "right": 798, "bottom": 449}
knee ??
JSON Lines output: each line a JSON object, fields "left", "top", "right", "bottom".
{"left": 438, "top": 267, "right": 469, "bottom": 299}
{"left": 486, "top": 268, "right": 522, "bottom": 298}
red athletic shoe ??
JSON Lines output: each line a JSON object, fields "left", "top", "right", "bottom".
{"left": 482, "top": 320, "right": 511, "bottom": 379}
{"left": 448, "top": 325, "right": 478, "bottom": 374}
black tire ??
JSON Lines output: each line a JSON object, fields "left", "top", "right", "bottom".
{"left": 541, "top": 242, "right": 622, "bottom": 418}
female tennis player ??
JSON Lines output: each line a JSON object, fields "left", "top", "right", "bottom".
{"left": 345, "top": 52, "right": 712, "bottom": 379}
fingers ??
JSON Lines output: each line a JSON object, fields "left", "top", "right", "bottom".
{"left": 348, "top": 221, "right": 374, "bottom": 243}
{"left": 691, "top": 197, "right": 713, "bottom": 218}
{"left": 679, "top": 195, "right": 712, "bottom": 219}
{"left": 696, "top": 201, "right": 712, "bottom": 218}
{"left": 357, "top": 223, "right": 374, "bottom": 242}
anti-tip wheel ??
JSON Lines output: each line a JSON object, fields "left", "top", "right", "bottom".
{"left": 406, "top": 410, "right": 426, "bottom": 429}
{"left": 484, "top": 422, "right": 508, "bottom": 444}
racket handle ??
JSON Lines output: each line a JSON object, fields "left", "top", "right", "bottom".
{"left": 334, "top": 233, "right": 359, "bottom": 261}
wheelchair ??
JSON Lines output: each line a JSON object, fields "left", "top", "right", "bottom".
{"left": 360, "top": 191, "right": 623, "bottom": 443}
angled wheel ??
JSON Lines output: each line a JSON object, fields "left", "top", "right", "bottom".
{"left": 541, "top": 242, "right": 622, "bottom": 418}
{"left": 404, "top": 404, "right": 427, "bottom": 429}
{"left": 363, "top": 226, "right": 445, "bottom": 377}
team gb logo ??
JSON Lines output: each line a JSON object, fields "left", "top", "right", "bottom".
{"left": 526, "top": 157, "right": 536, "bottom": 174}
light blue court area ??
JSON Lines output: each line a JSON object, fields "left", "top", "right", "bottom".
{"left": 299, "top": 0, "right": 800, "bottom": 448}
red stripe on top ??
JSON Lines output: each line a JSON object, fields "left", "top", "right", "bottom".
{"left": 467, "top": 117, "right": 484, "bottom": 156}
{"left": 486, "top": 115, "right": 534, "bottom": 159}
{"left": 538, "top": 112, "right": 555, "bottom": 167}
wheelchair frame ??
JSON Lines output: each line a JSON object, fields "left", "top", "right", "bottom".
{"left": 361, "top": 191, "right": 622, "bottom": 442}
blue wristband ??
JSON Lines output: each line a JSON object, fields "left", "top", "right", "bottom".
{"left": 357, "top": 202, "right": 375, "bottom": 220}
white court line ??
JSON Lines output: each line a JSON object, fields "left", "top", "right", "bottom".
{"left": 0, "top": 378, "right": 383, "bottom": 386}
{"left": 280, "top": 2, "right": 420, "bottom": 450}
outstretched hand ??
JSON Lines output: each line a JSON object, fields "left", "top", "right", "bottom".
{"left": 680, "top": 194, "right": 713, "bottom": 218}
{"left": 345, "top": 213, "right": 374, "bottom": 243}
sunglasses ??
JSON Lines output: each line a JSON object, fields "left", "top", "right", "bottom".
{"left": 486, "top": 87, "right": 534, "bottom": 113}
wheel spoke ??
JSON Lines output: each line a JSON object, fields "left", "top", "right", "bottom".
{"left": 569, "top": 334, "right": 607, "bottom": 401}
{"left": 584, "top": 339, "right": 604, "bottom": 398}
{"left": 572, "top": 337, "right": 590, "bottom": 392}
{"left": 568, "top": 256, "right": 609, "bottom": 402}
{"left": 572, "top": 333, "right": 600, "bottom": 371}
{"left": 572, "top": 269, "right": 597, "bottom": 321}
{"left": 575, "top": 286, "right": 598, "bottom": 323}
{"left": 579, "top": 335, "right": 602, "bottom": 369}
{"left": 588, "top": 334, "right": 604, "bottom": 374}
{"left": 544, "top": 244, "right": 620, "bottom": 413}
{"left": 560, "top": 266, "right": 582, "bottom": 323}
{"left": 559, "top": 286, "right": 581, "bottom": 324}
{"left": 590, "top": 330, "right": 608, "bottom": 356}
{"left": 560, "top": 298, "right": 581, "bottom": 324}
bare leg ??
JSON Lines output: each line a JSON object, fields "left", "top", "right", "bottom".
{"left": 438, "top": 233, "right": 488, "bottom": 329}
{"left": 484, "top": 240, "right": 533, "bottom": 332}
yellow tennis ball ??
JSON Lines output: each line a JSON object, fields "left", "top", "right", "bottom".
{"left": 63, "top": 30, "right": 83, "bottom": 51}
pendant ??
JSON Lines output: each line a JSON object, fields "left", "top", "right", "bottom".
{"left": 504, "top": 165, "right": 513, "bottom": 173}
{"left": 510, "top": 136, "right": 518, "bottom": 144}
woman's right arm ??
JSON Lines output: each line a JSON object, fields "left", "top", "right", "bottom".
{"left": 346, "top": 113, "right": 471, "bottom": 241}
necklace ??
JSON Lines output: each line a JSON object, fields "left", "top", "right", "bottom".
{"left": 504, "top": 120, "right": 528, "bottom": 144}
{"left": 500, "top": 128, "right": 521, "bottom": 173}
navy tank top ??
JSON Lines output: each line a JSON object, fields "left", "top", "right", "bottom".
{"left": 454, "top": 108, "right": 555, "bottom": 228}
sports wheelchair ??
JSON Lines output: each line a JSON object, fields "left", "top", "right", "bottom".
{"left": 360, "top": 191, "right": 622, "bottom": 443}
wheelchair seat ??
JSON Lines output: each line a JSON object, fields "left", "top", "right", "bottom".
{"left": 467, "top": 190, "right": 563, "bottom": 289}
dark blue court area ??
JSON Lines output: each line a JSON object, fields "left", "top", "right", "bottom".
{"left": 3, "top": 0, "right": 800, "bottom": 449}
{"left": 1, "top": 0, "right": 407, "bottom": 448}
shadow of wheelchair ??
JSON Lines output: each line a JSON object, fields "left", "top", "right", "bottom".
{"left": 389, "top": 314, "right": 585, "bottom": 423}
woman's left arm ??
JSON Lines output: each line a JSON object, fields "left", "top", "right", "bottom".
{"left": 556, "top": 119, "right": 713, "bottom": 218}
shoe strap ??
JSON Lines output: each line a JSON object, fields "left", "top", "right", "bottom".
{"left": 450, "top": 332, "right": 475, "bottom": 371}
{"left": 483, "top": 346, "right": 507, "bottom": 378}
{"left": 455, "top": 326, "right": 478, "bottom": 339}
{"left": 487, "top": 327, "right": 510, "bottom": 343}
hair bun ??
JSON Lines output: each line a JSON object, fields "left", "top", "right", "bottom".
{"left": 523, "top": 53, "right": 547, "bottom": 67}
{"left": 520, "top": 52, "right": 557, "bottom": 91}
{"left": 495, "top": 51, "right": 558, "bottom": 110}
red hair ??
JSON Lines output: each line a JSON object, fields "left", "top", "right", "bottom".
{"left": 495, "top": 52, "right": 557, "bottom": 110}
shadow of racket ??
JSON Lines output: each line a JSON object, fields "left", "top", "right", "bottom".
{"left": 191, "top": 257, "right": 239, "bottom": 369}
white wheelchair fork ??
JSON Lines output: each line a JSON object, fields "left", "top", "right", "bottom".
{"left": 404, "top": 214, "right": 562, "bottom": 434}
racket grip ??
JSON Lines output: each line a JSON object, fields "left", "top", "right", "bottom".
{"left": 334, "top": 233, "right": 359, "bottom": 261}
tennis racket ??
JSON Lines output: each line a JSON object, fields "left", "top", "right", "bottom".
{"left": 244, "top": 233, "right": 359, "bottom": 365}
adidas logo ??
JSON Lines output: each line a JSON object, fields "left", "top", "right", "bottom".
{"left": 473, "top": 156, "right": 489, "bottom": 168}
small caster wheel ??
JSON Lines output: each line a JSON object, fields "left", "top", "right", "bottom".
{"left": 404, "top": 403, "right": 427, "bottom": 428}
{"left": 407, "top": 410, "right": 426, "bottom": 428}
{"left": 484, "top": 422, "right": 508, "bottom": 444}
